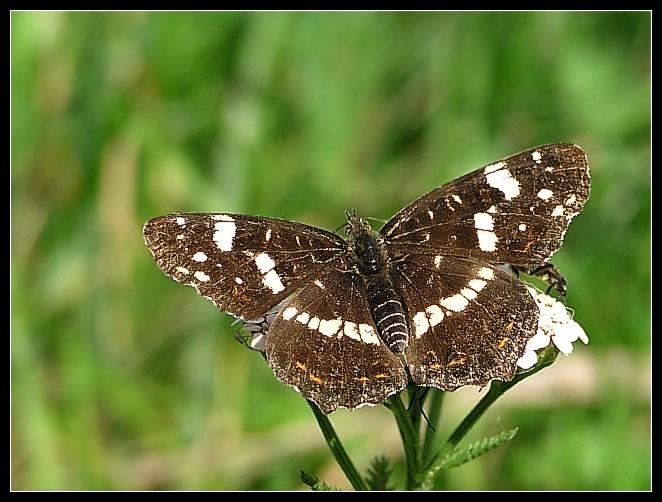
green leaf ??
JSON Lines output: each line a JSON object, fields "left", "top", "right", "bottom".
{"left": 299, "top": 470, "right": 340, "bottom": 491}
{"left": 443, "top": 428, "right": 519, "bottom": 470}
{"left": 365, "top": 455, "right": 394, "bottom": 491}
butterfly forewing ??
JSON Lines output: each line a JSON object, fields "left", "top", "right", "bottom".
{"left": 392, "top": 256, "right": 539, "bottom": 389}
{"left": 266, "top": 270, "right": 408, "bottom": 414}
{"left": 381, "top": 143, "right": 590, "bottom": 267}
{"left": 143, "top": 213, "right": 347, "bottom": 319}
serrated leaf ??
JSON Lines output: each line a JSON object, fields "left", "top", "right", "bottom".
{"left": 300, "top": 470, "right": 340, "bottom": 491}
{"left": 365, "top": 455, "right": 394, "bottom": 491}
{"left": 443, "top": 428, "right": 518, "bottom": 470}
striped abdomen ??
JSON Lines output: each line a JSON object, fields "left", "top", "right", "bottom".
{"left": 366, "top": 275, "right": 409, "bottom": 353}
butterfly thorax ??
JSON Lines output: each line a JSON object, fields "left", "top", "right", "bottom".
{"left": 346, "top": 213, "right": 409, "bottom": 354}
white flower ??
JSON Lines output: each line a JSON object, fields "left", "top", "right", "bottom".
{"left": 516, "top": 287, "right": 589, "bottom": 370}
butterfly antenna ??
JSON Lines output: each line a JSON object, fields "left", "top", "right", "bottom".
{"left": 365, "top": 215, "right": 387, "bottom": 225}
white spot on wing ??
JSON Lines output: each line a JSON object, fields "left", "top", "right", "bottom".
{"left": 434, "top": 255, "right": 443, "bottom": 268}
{"left": 452, "top": 194, "right": 463, "bottom": 204}
{"left": 176, "top": 234, "right": 184, "bottom": 240}
{"left": 343, "top": 321, "right": 361, "bottom": 341}
{"left": 486, "top": 169, "right": 520, "bottom": 200}
{"left": 194, "top": 271, "right": 210, "bottom": 282}
{"left": 565, "top": 194, "right": 577, "bottom": 206}
{"left": 428, "top": 210, "right": 434, "bottom": 220}
{"left": 296, "top": 312, "right": 310, "bottom": 324}
{"left": 551, "top": 205, "right": 565, "bottom": 217}
{"left": 440, "top": 294, "right": 469, "bottom": 312}
{"left": 487, "top": 205, "right": 497, "bottom": 214}
{"left": 283, "top": 307, "right": 298, "bottom": 320}
{"left": 318, "top": 318, "right": 342, "bottom": 337}
{"left": 308, "top": 317, "right": 320, "bottom": 330}
{"left": 359, "top": 323, "right": 380, "bottom": 345}
{"left": 474, "top": 212, "right": 494, "bottom": 230}
{"left": 265, "top": 228, "right": 272, "bottom": 241}
{"left": 314, "top": 280, "right": 326, "bottom": 289}
{"left": 413, "top": 311, "right": 430, "bottom": 337}
{"left": 474, "top": 212, "right": 498, "bottom": 252}
{"left": 192, "top": 251, "right": 208, "bottom": 262}
{"left": 176, "top": 217, "right": 186, "bottom": 226}
{"left": 478, "top": 267, "right": 494, "bottom": 281}
{"left": 519, "top": 223, "right": 527, "bottom": 231}
{"left": 176, "top": 266, "right": 190, "bottom": 275}
{"left": 461, "top": 287, "right": 478, "bottom": 300}
{"left": 262, "top": 270, "right": 284, "bottom": 294}
{"left": 425, "top": 305, "right": 444, "bottom": 327}
{"left": 537, "top": 188, "right": 554, "bottom": 200}
{"left": 213, "top": 216, "right": 236, "bottom": 251}
{"left": 532, "top": 150, "right": 542, "bottom": 163}
{"left": 468, "top": 278, "right": 487, "bottom": 292}
{"left": 477, "top": 230, "right": 498, "bottom": 252}
{"left": 255, "top": 252, "right": 275, "bottom": 273}
{"left": 235, "top": 277, "right": 243, "bottom": 284}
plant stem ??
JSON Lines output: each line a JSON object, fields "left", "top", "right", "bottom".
{"left": 422, "top": 389, "right": 445, "bottom": 464}
{"left": 307, "top": 400, "right": 369, "bottom": 491}
{"left": 446, "top": 381, "right": 504, "bottom": 449}
{"left": 387, "top": 394, "right": 420, "bottom": 490}
{"left": 407, "top": 386, "right": 426, "bottom": 449}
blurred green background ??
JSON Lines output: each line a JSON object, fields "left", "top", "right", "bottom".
{"left": 11, "top": 11, "right": 650, "bottom": 490}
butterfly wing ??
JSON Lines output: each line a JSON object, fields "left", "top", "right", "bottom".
{"left": 392, "top": 255, "right": 538, "bottom": 389}
{"left": 266, "top": 269, "right": 408, "bottom": 414}
{"left": 381, "top": 143, "right": 590, "bottom": 267}
{"left": 143, "top": 213, "right": 347, "bottom": 319}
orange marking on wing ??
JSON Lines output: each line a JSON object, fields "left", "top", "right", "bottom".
{"left": 354, "top": 376, "right": 370, "bottom": 383}
{"left": 448, "top": 356, "right": 467, "bottom": 367}
{"left": 295, "top": 361, "right": 307, "bottom": 371}
{"left": 309, "top": 374, "right": 324, "bottom": 384}
{"left": 498, "top": 337, "right": 509, "bottom": 349}
{"left": 374, "top": 373, "right": 389, "bottom": 379}
{"left": 505, "top": 320, "right": 515, "bottom": 332}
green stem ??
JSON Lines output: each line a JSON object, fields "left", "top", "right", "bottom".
{"left": 407, "top": 386, "right": 427, "bottom": 450}
{"left": 387, "top": 394, "right": 420, "bottom": 490}
{"left": 307, "top": 400, "right": 369, "bottom": 491}
{"left": 446, "top": 381, "right": 504, "bottom": 449}
{"left": 422, "top": 389, "right": 445, "bottom": 464}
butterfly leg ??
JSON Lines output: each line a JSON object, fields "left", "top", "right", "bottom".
{"left": 512, "top": 262, "right": 567, "bottom": 298}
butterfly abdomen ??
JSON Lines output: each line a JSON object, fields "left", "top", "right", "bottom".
{"left": 366, "top": 276, "right": 409, "bottom": 353}
{"left": 346, "top": 213, "right": 410, "bottom": 353}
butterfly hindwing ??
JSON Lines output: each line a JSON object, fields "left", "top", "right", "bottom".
{"left": 143, "top": 213, "right": 346, "bottom": 319}
{"left": 391, "top": 255, "right": 539, "bottom": 389}
{"left": 382, "top": 143, "right": 590, "bottom": 267}
{"left": 266, "top": 270, "right": 408, "bottom": 414}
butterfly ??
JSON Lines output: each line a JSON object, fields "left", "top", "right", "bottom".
{"left": 143, "top": 143, "right": 590, "bottom": 413}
